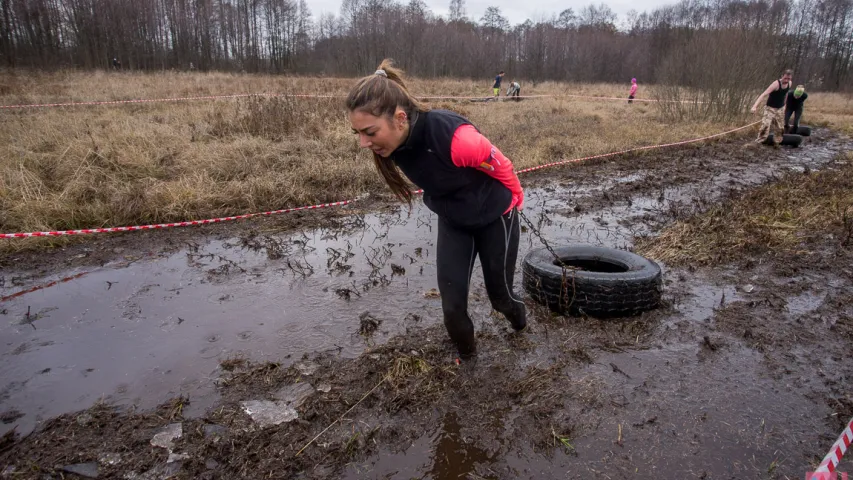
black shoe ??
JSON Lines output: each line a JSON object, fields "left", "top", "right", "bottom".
{"left": 457, "top": 340, "right": 477, "bottom": 360}
{"left": 455, "top": 353, "right": 479, "bottom": 372}
{"left": 509, "top": 304, "right": 527, "bottom": 332}
{"left": 458, "top": 350, "right": 477, "bottom": 362}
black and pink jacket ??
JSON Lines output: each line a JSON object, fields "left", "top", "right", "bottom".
{"left": 391, "top": 109, "right": 524, "bottom": 229}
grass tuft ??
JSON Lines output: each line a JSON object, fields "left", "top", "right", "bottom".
{"left": 636, "top": 153, "right": 853, "bottom": 266}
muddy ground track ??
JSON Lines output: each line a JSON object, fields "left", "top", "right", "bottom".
{"left": 0, "top": 130, "right": 852, "bottom": 479}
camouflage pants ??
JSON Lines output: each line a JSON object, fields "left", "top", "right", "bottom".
{"left": 756, "top": 106, "right": 784, "bottom": 143}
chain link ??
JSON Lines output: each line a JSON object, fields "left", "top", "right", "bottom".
{"left": 517, "top": 209, "right": 574, "bottom": 269}
{"left": 517, "top": 209, "right": 579, "bottom": 312}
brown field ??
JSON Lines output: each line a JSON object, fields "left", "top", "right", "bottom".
{"left": 807, "top": 92, "right": 853, "bottom": 135}
{"left": 4, "top": 71, "right": 848, "bottom": 242}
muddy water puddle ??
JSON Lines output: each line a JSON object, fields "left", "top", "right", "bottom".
{"left": 1, "top": 134, "right": 851, "bottom": 476}
{"left": 340, "top": 262, "right": 841, "bottom": 478}
{"left": 344, "top": 344, "right": 824, "bottom": 479}
{"left": 0, "top": 208, "right": 448, "bottom": 433}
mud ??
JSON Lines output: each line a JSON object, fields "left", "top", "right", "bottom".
{"left": 1, "top": 130, "right": 852, "bottom": 478}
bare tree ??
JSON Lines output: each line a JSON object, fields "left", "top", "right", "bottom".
{"left": 0, "top": 0, "right": 849, "bottom": 91}
{"left": 448, "top": 0, "right": 464, "bottom": 22}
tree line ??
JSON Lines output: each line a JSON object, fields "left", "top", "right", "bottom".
{"left": 1, "top": 0, "right": 851, "bottom": 90}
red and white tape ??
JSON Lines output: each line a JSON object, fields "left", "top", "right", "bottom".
{"left": 0, "top": 272, "right": 89, "bottom": 302}
{"left": 812, "top": 417, "right": 853, "bottom": 477}
{"left": 515, "top": 122, "right": 759, "bottom": 174}
{"left": 0, "top": 93, "right": 263, "bottom": 109}
{"left": 558, "top": 93, "right": 702, "bottom": 103}
{"left": 419, "top": 94, "right": 554, "bottom": 100}
{"left": 0, "top": 92, "right": 526, "bottom": 108}
{"left": 416, "top": 94, "right": 703, "bottom": 103}
{"left": 0, "top": 122, "right": 758, "bottom": 239}
{"left": 0, "top": 92, "right": 703, "bottom": 109}
{"left": 0, "top": 198, "right": 360, "bottom": 239}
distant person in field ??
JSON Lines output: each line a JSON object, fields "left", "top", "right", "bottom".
{"left": 785, "top": 85, "right": 808, "bottom": 134}
{"left": 347, "top": 59, "right": 527, "bottom": 360}
{"left": 112, "top": 58, "right": 121, "bottom": 70}
{"left": 493, "top": 71, "right": 505, "bottom": 99}
{"left": 628, "top": 78, "right": 638, "bottom": 103}
{"left": 506, "top": 81, "right": 521, "bottom": 101}
{"left": 750, "top": 69, "right": 793, "bottom": 145}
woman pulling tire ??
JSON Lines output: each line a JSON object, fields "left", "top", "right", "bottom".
{"left": 346, "top": 60, "right": 526, "bottom": 360}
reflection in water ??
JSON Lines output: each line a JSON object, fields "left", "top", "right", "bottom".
{"left": 429, "top": 412, "right": 492, "bottom": 479}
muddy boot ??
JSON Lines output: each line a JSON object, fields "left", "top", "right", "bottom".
{"left": 456, "top": 339, "right": 477, "bottom": 360}
{"left": 507, "top": 303, "right": 527, "bottom": 332}
{"left": 443, "top": 310, "right": 477, "bottom": 359}
{"left": 455, "top": 352, "right": 479, "bottom": 373}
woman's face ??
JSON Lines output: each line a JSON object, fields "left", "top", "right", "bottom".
{"left": 349, "top": 108, "right": 408, "bottom": 158}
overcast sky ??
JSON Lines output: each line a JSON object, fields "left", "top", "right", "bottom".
{"left": 309, "top": 0, "right": 679, "bottom": 26}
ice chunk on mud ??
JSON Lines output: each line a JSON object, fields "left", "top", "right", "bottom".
{"left": 150, "top": 423, "right": 182, "bottom": 450}
{"left": 295, "top": 361, "right": 319, "bottom": 376}
{"left": 240, "top": 400, "right": 298, "bottom": 427}
{"left": 60, "top": 463, "right": 99, "bottom": 478}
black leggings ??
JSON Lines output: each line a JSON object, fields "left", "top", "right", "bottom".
{"left": 785, "top": 106, "right": 802, "bottom": 132}
{"left": 436, "top": 208, "right": 526, "bottom": 355}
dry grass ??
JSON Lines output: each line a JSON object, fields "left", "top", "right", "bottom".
{"left": 636, "top": 153, "right": 853, "bottom": 266}
{"left": 0, "top": 70, "right": 632, "bottom": 103}
{"left": 0, "top": 71, "right": 849, "bottom": 247}
{"left": 802, "top": 91, "right": 853, "bottom": 135}
{"left": 387, "top": 355, "right": 432, "bottom": 383}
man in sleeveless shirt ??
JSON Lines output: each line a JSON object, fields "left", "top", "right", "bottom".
{"left": 750, "top": 69, "right": 793, "bottom": 145}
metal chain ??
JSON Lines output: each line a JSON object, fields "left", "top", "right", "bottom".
{"left": 517, "top": 209, "right": 575, "bottom": 270}
{"left": 517, "top": 209, "right": 578, "bottom": 312}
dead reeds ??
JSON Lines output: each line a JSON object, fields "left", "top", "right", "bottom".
{"left": 636, "top": 153, "right": 853, "bottom": 266}
{"left": 1, "top": 71, "right": 849, "bottom": 250}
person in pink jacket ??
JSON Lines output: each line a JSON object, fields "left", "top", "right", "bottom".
{"left": 628, "top": 78, "right": 638, "bottom": 103}
{"left": 346, "top": 59, "right": 527, "bottom": 359}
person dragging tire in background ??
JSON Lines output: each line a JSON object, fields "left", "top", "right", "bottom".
{"left": 346, "top": 59, "right": 527, "bottom": 360}
{"left": 785, "top": 85, "right": 808, "bottom": 134}
{"left": 628, "top": 78, "right": 638, "bottom": 103}
{"left": 506, "top": 80, "right": 521, "bottom": 101}
{"left": 750, "top": 69, "right": 793, "bottom": 145}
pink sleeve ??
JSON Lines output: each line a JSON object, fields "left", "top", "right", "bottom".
{"left": 450, "top": 124, "right": 524, "bottom": 211}
{"left": 630, "top": 85, "right": 638, "bottom": 95}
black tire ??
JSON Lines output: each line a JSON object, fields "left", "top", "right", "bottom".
{"left": 522, "top": 245, "right": 662, "bottom": 318}
{"left": 796, "top": 126, "right": 811, "bottom": 136}
{"left": 781, "top": 133, "right": 803, "bottom": 147}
